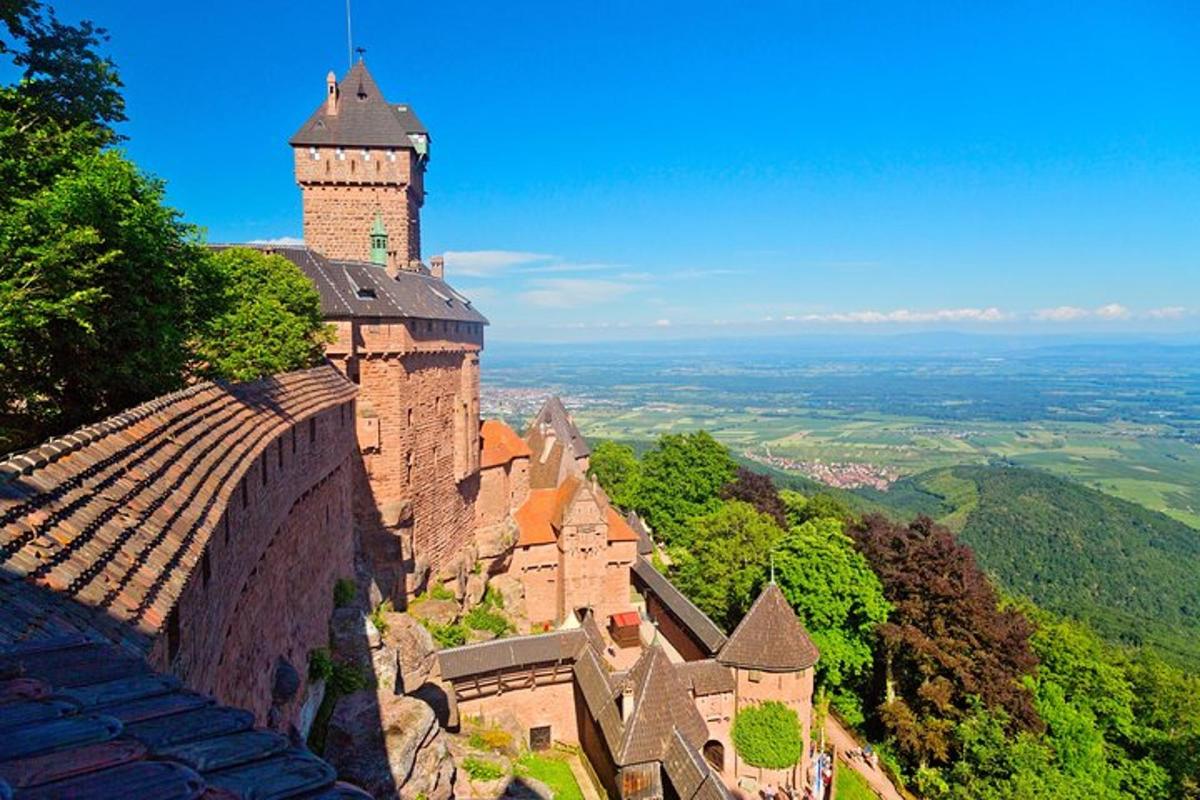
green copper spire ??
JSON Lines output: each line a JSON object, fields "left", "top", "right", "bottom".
{"left": 370, "top": 213, "right": 388, "bottom": 267}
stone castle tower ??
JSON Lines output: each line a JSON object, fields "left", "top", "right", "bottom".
{"left": 290, "top": 60, "right": 429, "bottom": 272}
{"left": 279, "top": 63, "right": 485, "bottom": 601}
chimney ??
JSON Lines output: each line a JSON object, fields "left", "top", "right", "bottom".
{"left": 620, "top": 683, "right": 635, "bottom": 722}
{"left": 326, "top": 71, "right": 339, "bottom": 115}
{"left": 430, "top": 255, "right": 445, "bottom": 280}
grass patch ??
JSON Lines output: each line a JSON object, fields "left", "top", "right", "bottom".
{"left": 369, "top": 599, "right": 393, "bottom": 636}
{"left": 423, "top": 619, "right": 467, "bottom": 648}
{"left": 333, "top": 578, "right": 356, "bottom": 608}
{"left": 462, "top": 756, "right": 505, "bottom": 782}
{"left": 464, "top": 605, "right": 511, "bottom": 637}
{"left": 515, "top": 752, "right": 584, "bottom": 800}
{"left": 468, "top": 725, "right": 514, "bottom": 753}
{"left": 835, "top": 766, "right": 877, "bottom": 800}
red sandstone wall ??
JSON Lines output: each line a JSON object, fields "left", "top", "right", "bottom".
{"left": 150, "top": 398, "right": 357, "bottom": 727}
{"left": 457, "top": 678, "right": 579, "bottom": 748}
{"left": 556, "top": 489, "right": 607, "bottom": 623}
{"left": 348, "top": 325, "right": 482, "bottom": 597}
{"left": 294, "top": 147, "right": 424, "bottom": 264}
{"left": 731, "top": 666, "right": 815, "bottom": 788}
{"left": 599, "top": 540, "right": 637, "bottom": 624}
{"left": 644, "top": 594, "right": 711, "bottom": 662}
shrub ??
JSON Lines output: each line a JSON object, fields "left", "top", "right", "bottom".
{"left": 423, "top": 620, "right": 468, "bottom": 648}
{"left": 464, "top": 605, "right": 511, "bottom": 637}
{"left": 370, "top": 600, "right": 393, "bottom": 636}
{"left": 461, "top": 756, "right": 505, "bottom": 781}
{"left": 329, "top": 659, "right": 367, "bottom": 695}
{"left": 333, "top": 578, "right": 357, "bottom": 608}
{"left": 482, "top": 585, "right": 505, "bottom": 609}
{"left": 428, "top": 583, "right": 455, "bottom": 602}
{"left": 308, "top": 647, "right": 334, "bottom": 682}
{"left": 732, "top": 701, "right": 803, "bottom": 769}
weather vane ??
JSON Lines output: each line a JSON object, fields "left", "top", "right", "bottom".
{"left": 355, "top": 46, "right": 367, "bottom": 61}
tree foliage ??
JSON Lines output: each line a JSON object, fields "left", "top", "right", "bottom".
{"left": 192, "top": 248, "right": 331, "bottom": 382}
{"left": 849, "top": 514, "right": 1041, "bottom": 767}
{"left": 632, "top": 431, "right": 736, "bottom": 544}
{"left": 669, "top": 500, "right": 783, "bottom": 630}
{"left": 721, "top": 466, "right": 787, "bottom": 527}
{"left": 773, "top": 517, "right": 890, "bottom": 696}
{"left": 0, "top": 6, "right": 330, "bottom": 451}
{"left": 587, "top": 439, "right": 641, "bottom": 509}
{"left": 732, "top": 701, "right": 804, "bottom": 769}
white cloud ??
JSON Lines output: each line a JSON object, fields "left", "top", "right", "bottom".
{"left": 248, "top": 236, "right": 304, "bottom": 246}
{"left": 518, "top": 278, "right": 637, "bottom": 308}
{"left": 1095, "top": 303, "right": 1131, "bottom": 320}
{"left": 518, "top": 262, "right": 624, "bottom": 275}
{"left": 1034, "top": 305, "right": 1090, "bottom": 322}
{"left": 1147, "top": 306, "right": 1188, "bottom": 319}
{"left": 441, "top": 250, "right": 552, "bottom": 276}
{"left": 655, "top": 319, "right": 671, "bottom": 327}
{"left": 668, "top": 268, "right": 741, "bottom": 279}
{"left": 798, "top": 307, "right": 1009, "bottom": 324}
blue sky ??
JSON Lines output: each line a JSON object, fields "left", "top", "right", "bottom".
{"left": 37, "top": 1, "right": 1200, "bottom": 340}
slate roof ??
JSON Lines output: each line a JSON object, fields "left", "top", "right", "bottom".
{"left": 0, "top": 367, "right": 357, "bottom": 653}
{"left": 224, "top": 245, "right": 488, "bottom": 325}
{"left": 631, "top": 558, "right": 728, "bottom": 656}
{"left": 527, "top": 397, "right": 590, "bottom": 459}
{"left": 627, "top": 512, "right": 654, "bottom": 556}
{"left": 663, "top": 728, "right": 732, "bottom": 800}
{"left": 717, "top": 582, "right": 819, "bottom": 672}
{"left": 0, "top": 634, "right": 368, "bottom": 799}
{"left": 289, "top": 61, "right": 427, "bottom": 148}
{"left": 673, "top": 659, "right": 735, "bottom": 697}
{"left": 616, "top": 646, "right": 708, "bottom": 765}
{"left": 436, "top": 630, "right": 586, "bottom": 682}
{"left": 480, "top": 420, "right": 532, "bottom": 469}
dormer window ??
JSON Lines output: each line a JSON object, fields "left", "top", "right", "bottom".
{"left": 356, "top": 287, "right": 377, "bottom": 299}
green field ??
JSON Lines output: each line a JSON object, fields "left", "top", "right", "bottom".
{"left": 574, "top": 406, "right": 1200, "bottom": 529}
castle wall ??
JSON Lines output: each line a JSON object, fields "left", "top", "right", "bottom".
{"left": 512, "top": 543, "right": 560, "bottom": 629}
{"left": 644, "top": 593, "right": 711, "bottom": 662}
{"left": 294, "top": 147, "right": 424, "bottom": 264}
{"left": 339, "top": 321, "right": 482, "bottom": 598}
{"left": 694, "top": 691, "right": 736, "bottom": 779}
{"left": 599, "top": 540, "right": 637, "bottom": 623}
{"left": 148, "top": 396, "right": 357, "bottom": 728}
{"left": 557, "top": 491, "right": 608, "bottom": 623}
{"left": 457, "top": 675, "right": 579, "bottom": 748}
{"left": 477, "top": 458, "right": 530, "bottom": 531}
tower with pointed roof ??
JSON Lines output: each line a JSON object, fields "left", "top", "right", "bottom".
{"left": 291, "top": 60, "right": 429, "bottom": 272}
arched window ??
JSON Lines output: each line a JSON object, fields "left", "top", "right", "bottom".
{"left": 703, "top": 740, "right": 725, "bottom": 772}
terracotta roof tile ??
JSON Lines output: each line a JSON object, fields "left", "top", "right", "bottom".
{"left": 480, "top": 420, "right": 532, "bottom": 468}
{"left": 514, "top": 489, "right": 559, "bottom": 547}
{"left": 607, "top": 508, "right": 640, "bottom": 543}
{"left": 0, "top": 367, "right": 356, "bottom": 653}
{"left": 717, "top": 583, "right": 819, "bottom": 672}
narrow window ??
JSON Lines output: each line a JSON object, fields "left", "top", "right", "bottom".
{"left": 262, "top": 454, "right": 268, "bottom": 486}
{"left": 309, "top": 417, "right": 317, "bottom": 443}
{"left": 201, "top": 550, "right": 211, "bottom": 587}
{"left": 292, "top": 427, "right": 297, "bottom": 454}
{"left": 242, "top": 479, "right": 248, "bottom": 508}
{"left": 278, "top": 439, "right": 284, "bottom": 470}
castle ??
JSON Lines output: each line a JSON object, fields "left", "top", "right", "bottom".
{"left": 0, "top": 62, "right": 826, "bottom": 800}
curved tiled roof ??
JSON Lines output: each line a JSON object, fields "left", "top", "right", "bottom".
{"left": 0, "top": 635, "right": 368, "bottom": 799}
{"left": 480, "top": 419, "right": 532, "bottom": 468}
{"left": 0, "top": 367, "right": 356, "bottom": 652}
{"left": 717, "top": 583, "right": 819, "bottom": 672}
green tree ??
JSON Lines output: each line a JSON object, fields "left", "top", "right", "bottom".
{"left": 773, "top": 516, "right": 890, "bottom": 704}
{"left": 587, "top": 439, "right": 641, "bottom": 509}
{"left": 732, "top": 701, "right": 804, "bottom": 769}
{"left": 192, "top": 248, "right": 331, "bottom": 382}
{"left": 0, "top": 150, "right": 208, "bottom": 447}
{"left": 633, "top": 431, "right": 736, "bottom": 544}
{"left": 669, "top": 501, "right": 783, "bottom": 629}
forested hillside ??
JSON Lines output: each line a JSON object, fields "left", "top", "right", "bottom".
{"left": 863, "top": 465, "right": 1200, "bottom": 667}
{"left": 589, "top": 435, "right": 1200, "bottom": 799}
